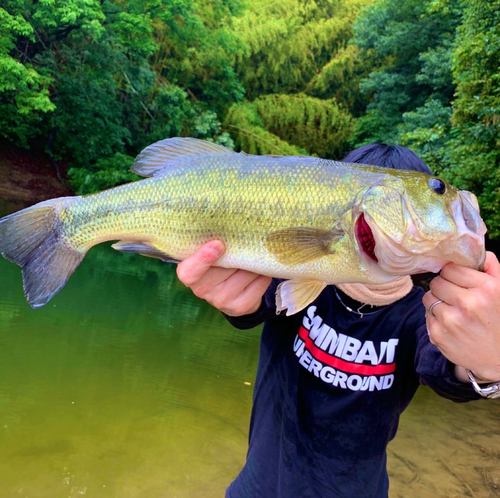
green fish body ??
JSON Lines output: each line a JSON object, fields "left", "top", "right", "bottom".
{"left": 0, "top": 138, "right": 487, "bottom": 314}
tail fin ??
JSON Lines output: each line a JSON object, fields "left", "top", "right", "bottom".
{"left": 0, "top": 197, "right": 84, "bottom": 308}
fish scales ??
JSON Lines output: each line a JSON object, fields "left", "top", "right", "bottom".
{"left": 61, "top": 156, "right": 370, "bottom": 281}
{"left": 0, "top": 137, "right": 486, "bottom": 313}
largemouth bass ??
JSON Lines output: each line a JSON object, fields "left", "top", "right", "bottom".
{"left": 0, "top": 138, "right": 486, "bottom": 314}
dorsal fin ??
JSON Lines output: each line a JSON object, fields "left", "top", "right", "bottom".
{"left": 131, "top": 137, "right": 237, "bottom": 177}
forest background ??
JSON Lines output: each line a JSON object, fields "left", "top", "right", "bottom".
{"left": 1, "top": 0, "right": 499, "bottom": 237}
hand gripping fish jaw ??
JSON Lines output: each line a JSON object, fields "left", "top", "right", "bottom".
{"left": 358, "top": 177, "right": 486, "bottom": 277}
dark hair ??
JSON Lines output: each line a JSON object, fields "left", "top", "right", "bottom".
{"left": 342, "top": 143, "right": 432, "bottom": 175}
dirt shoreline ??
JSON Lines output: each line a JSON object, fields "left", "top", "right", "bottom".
{"left": 0, "top": 140, "right": 73, "bottom": 211}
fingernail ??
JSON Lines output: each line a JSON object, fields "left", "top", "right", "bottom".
{"left": 207, "top": 240, "right": 223, "bottom": 257}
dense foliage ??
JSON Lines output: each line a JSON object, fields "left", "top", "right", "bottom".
{"left": 351, "top": 0, "right": 500, "bottom": 237}
{"left": 351, "top": 0, "right": 462, "bottom": 145}
{"left": 445, "top": 0, "right": 500, "bottom": 238}
{"left": 0, "top": 0, "right": 499, "bottom": 236}
{"left": 0, "top": 0, "right": 242, "bottom": 192}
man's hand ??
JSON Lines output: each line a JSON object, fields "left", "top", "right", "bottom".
{"left": 423, "top": 251, "right": 500, "bottom": 383}
{"left": 176, "top": 240, "right": 272, "bottom": 317}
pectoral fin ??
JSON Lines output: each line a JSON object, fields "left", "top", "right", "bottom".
{"left": 112, "top": 241, "right": 179, "bottom": 263}
{"left": 266, "top": 227, "right": 343, "bottom": 266}
{"left": 276, "top": 279, "right": 327, "bottom": 316}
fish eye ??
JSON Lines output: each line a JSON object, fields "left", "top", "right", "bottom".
{"left": 429, "top": 178, "right": 446, "bottom": 195}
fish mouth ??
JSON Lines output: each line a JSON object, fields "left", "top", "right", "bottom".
{"left": 356, "top": 213, "right": 378, "bottom": 263}
{"left": 358, "top": 191, "right": 487, "bottom": 276}
{"left": 443, "top": 191, "right": 487, "bottom": 270}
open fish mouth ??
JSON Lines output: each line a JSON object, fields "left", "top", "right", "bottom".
{"left": 357, "top": 189, "right": 487, "bottom": 276}
{"left": 355, "top": 213, "right": 378, "bottom": 263}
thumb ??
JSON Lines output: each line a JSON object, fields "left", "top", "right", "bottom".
{"left": 483, "top": 251, "right": 500, "bottom": 279}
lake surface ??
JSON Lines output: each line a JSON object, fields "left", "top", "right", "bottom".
{"left": 0, "top": 203, "right": 499, "bottom": 497}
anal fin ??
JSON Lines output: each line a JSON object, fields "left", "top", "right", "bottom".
{"left": 276, "top": 279, "right": 327, "bottom": 316}
{"left": 111, "top": 240, "right": 179, "bottom": 263}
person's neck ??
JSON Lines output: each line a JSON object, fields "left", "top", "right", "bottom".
{"left": 336, "top": 276, "right": 413, "bottom": 307}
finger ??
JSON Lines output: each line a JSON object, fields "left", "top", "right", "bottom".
{"left": 426, "top": 300, "right": 449, "bottom": 320}
{"left": 426, "top": 323, "right": 437, "bottom": 345}
{"left": 425, "top": 308, "right": 440, "bottom": 344}
{"left": 428, "top": 275, "right": 468, "bottom": 307}
{"left": 225, "top": 275, "right": 272, "bottom": 316}
{"left": 483, "top": 251, "right": 500, "bottom": 279}
{"left": 176, "top": 240, "right": 225, "bottom": 287}
{"left": 219, "top": 269, "right": 268, "bottom": 298}
{"left": 422, "top": 290, "right": 438, "bottom": 310}
{"left": 422, "top": 291, "right": 451, "bottom": 319}
{"left": 439, "top": 262, "right": 485, "bottom": 289}
{"left": 190, "top": 266, "right": 239, "bottom": 297}
{"left": 235, "top": 274, "right": 272, "bottom": 304}
{"left": 425, "top": 309, "right": 453, "bottom": 347}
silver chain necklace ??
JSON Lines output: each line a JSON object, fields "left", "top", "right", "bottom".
{"left": 333, "top": 287, "right": 383, "bottom": 318}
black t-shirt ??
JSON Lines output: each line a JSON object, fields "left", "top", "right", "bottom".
{"left": 225, "top": 281, "right": 479, "bottom": 498}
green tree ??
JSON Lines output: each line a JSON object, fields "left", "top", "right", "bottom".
{"left": 255, "top": 94, "right": 353, "bottom": 158}
{"left": 444, "top": 0, "right": 500, "bottom": 238}
{"left": 150, "top": 0, "right": 245, "bottom": 115}
{"left": 224, "top": 101, "right": 305, "bottom": 156}
{"left": 0, "top": 0, "right": 243, "bottom": 193}
{"left": 233, "top": 0, "right": 373, "bottom": 102}
{"left": 225, "top": 94, "right": 353, "bottom": 158}
{"left": 351, "top": 0, "right": 462, "bottom": 145}
{"left": 0, "top": 0, "right": 105, "bottom": 146}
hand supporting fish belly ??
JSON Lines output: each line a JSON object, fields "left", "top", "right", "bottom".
{"left": 0, "top": 137, "right": 486, "bottom": 314}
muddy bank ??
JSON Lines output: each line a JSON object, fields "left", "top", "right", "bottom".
{"left": 0, "top": 140, "right": 73, "bottom": 212}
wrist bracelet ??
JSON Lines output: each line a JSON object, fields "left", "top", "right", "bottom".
{"left": 466, "top": 369, "right": 500, "bottom": 399}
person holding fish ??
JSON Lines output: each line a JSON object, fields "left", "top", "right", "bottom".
{"left": 176, "top": 144, "right": 500, "bottom": 498}
{"left": 1, "top": 138, "right": 500, "bottom": 497}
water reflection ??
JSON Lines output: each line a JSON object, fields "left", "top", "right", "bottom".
{"left": 0, "top": 246, "right": 259, "bottom": 497}
{"left": 0, "top": 206, "right": 499, "bottom": 497}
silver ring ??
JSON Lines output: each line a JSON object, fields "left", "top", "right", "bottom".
{"left": 428, "top": 299, "right": 444, "bottom": 317}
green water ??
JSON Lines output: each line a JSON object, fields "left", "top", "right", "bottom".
{"left": 0, "top": 206, "right": 499, "bottom": 497}
{"left": 0, "top": 245, "right": 258, "bottom": 497}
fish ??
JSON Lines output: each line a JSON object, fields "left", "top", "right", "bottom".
{"left": 0, "top": 137, "right": 487, "bottom": 315}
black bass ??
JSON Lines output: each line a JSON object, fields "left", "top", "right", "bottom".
{"left": 0, "top": 138, "right": 486, "bottom": 314}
